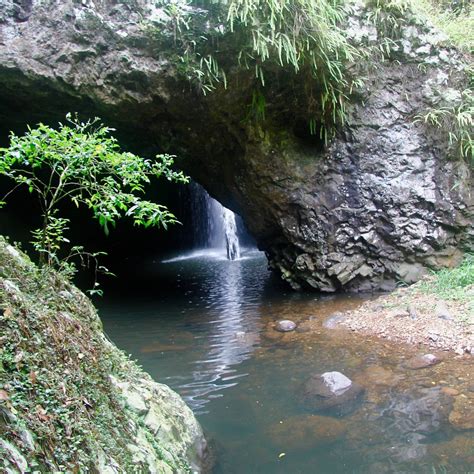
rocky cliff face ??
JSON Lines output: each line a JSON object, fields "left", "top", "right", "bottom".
{"left": 0, "top": 0, "right": 472, "bottom": 291}
{"left": 0, "top": 237, "right": 208, "bottom": 473}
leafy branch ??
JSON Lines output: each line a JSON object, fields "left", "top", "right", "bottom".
{"left": 0, "top": 114, "right": 189, "bottom": 287}
{"left": 146, "top": 0, "right": 359, "bottom": 140}
{"left": 415, "top": 86, "right": 473, "bottom": 165}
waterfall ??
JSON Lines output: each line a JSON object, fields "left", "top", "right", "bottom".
{"left": 189, "top": 182, "right": 241, "bottom": 260}
{"left": 223, "top": 208, "right": 240, "bottom": 260}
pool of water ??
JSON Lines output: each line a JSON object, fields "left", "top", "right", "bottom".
{"left": 98, "top": 249, "right": 474, "bottom": 473}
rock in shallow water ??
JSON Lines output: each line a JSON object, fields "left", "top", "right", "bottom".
{"left": 275, "top": 320, "right": 297, "bottom": 332}
{"left": 449, "top": 395, "right": 474, "bottom": 431}
{"left": 323, "top": 312, "right": 346, "bottom": 329}
{"left": 404, "top": 353, "right": 441, "bottom": 370}
{"left": 299, "top": 371, "right": 364, "bottom": 415}
{"left": 380, "top": 387, "right": 452, "bottom": 436}
{"left": 267, "top": 415, "right": 347, "bottom": 451}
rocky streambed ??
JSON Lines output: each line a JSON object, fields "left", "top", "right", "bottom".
{"left": 255, "top": 313, "right": 474, "bottom": 472}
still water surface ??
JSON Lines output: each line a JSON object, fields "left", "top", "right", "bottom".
{"left": 98, "top": 250, "right": 473, "bottom": 473}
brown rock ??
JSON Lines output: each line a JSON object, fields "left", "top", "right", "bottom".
{"left": 261, "top": 321, "right": 283, "bottom": 341}
{"left": 267, "top": 415, "right": 347, "bottom": 451}
{"left": 404, "top": 354, "right": 442, "bottom": 370}
{"left": 296, "top": 320, "right": 314, "bottom": 333}
{"left": 449, "top": 396, "right": 474, "bottom": 431}
{"left": 441, "top": 387, "right": 460, "bottom": 397}
{"left": 427, "top": 435, "right": 474, "bottom": 467}
{"left": 355, "top": 365, "right": 402, "bottom": 387}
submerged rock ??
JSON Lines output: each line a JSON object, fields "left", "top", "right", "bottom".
{"left": 267, "top": 415, "right": 347, "bottom": 451}
{"left": 275, "top": 320, "right": 297, "bottom": 332}
{"left": 354, "top": 365, "right": 402, "bottom": 388}
{"left": 300, "top": 371, "right": 364, "bottom": 415}
{"left": 441, "top": 387, "right": 460, "bottom": 397}
{"left": 449, "top": 395, "right": 474, "bottom": 431}
{"left": 323, "top": 312, "right": 347, "bottom": 329}
{"left": 379, "top": 387, "right": 452, "bottom": 436}
{"left": 404, "top": 353, "right": 442, "bottom": 370}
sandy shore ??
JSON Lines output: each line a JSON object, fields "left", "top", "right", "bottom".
{"left": 335, "top": 282, "right": 473, "bottom": 355}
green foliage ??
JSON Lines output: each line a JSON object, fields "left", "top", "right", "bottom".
{"left": 147, "top": 0, "right": 358, "bottom": 140}
{"left": 229, "top": 0, "right": 359, "bottom": 139}
{"left": 366, "top": 0, "right": 473, "bottom": 51}
{"left": 419, "top": 254, "right": 474, "bottom": 321}
{"left": 415, "top": 81, "right": 473, "bottom": 165}
{"left": 149, "top": 0, "right": 471, "bottom": 145}
{"left": 412, "top": 0, "right": 473, "bottom": 52}
{"left": 0, "top": 114, "right": 188, "bottom": 280}
{"left": 366, "top": 0, "right": 412, "bottom": 39}
{"left": 424, "top": 254, "right": 474, "bottom": 294}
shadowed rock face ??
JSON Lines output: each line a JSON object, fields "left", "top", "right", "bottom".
{"left": 0, "top": 0, "right": 472, "bottom": 291}
{"left": 239, "top": 62, "right": 474, "bottom": 292}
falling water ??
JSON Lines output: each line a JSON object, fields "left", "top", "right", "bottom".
{"left": 188, "top": 182, "right": 241, "bottom": 260}
{"left": 223, "top": 208, "right": 240, "bottom": 260}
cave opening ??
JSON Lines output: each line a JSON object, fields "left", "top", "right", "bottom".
{"left": 0, "top": 109, "right": 264, "bottom": 297}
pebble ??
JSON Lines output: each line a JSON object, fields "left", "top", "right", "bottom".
{"left": 435, "top": 301, "right": 453, "bottom": 321}
{"left": 441, "top": 387, "right": 460, "bottom": 397}
{"left": 275, "top": 320, "right": 297, "bottom": 332}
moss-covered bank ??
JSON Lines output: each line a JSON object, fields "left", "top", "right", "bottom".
{"left": 0, "top": 237, "right": 207, "bottom": 473}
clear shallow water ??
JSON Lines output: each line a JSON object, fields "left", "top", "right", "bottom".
{"left": 98, "top": 250, "right": 474, "bottom": 473}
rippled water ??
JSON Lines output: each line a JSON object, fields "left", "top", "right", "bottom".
{"left": 98, "top": 250, "right": 474, "bottom": 473}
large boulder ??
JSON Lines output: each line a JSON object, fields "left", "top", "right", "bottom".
{"left": 0, "top": 237, "right": 208, "bottom": 472}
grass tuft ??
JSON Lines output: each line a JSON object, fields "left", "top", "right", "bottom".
{"left": 411, "top": 0, "right": 473, "bottom": 53}
{"left": 418, "top": 254, "right": 474, "bottom": 321}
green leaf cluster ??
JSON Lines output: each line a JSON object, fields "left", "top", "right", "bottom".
{"left": 415, "top": 79, "right": 473, "bottom": 166}
{"left": 147, "top": 0, "right": 358, "bottom": 140}
{"left": 0, "top": 114, "right": 188, "bottom": 275}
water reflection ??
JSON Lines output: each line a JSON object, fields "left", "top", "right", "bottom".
{"left": 170, "top": 250, "right": 263, "bottom": 413}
